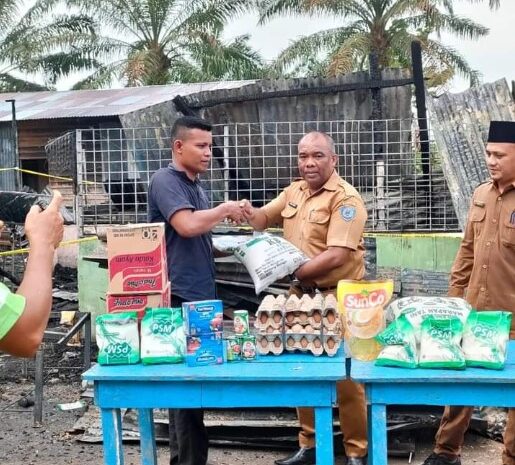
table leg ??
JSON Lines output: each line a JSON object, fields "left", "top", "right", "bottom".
{"left": 368, "top": 403, "right": 387, "bottom": 465}
{"left": 138, "top": 409, "right": 157, "bottom": 465}
{"left": 101, "top": 408, "right": 125, "bottom": 465}
{"left": 314, "top": 406, "right": 334, "bottom": 465}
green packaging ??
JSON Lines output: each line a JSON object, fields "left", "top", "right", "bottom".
{"left": 96, "top": 312, "right": 140, "bottom": 365}
{"left": 226, "top": 336, "right": 241, "bottom": 362}
{"left": 462, "top": 311, "right": 512, "bottom": 369}
{"left": 418, "top": 317, "right": 465, "bottom": 369}
{"left": 141, "top": 307, "right": 186, "bottom": 364}
{"left": 375, "top": 315, "right": 418, "bottom": 368}
{"left": 233, "top": 310, "right": 250, "bottom": 335}
{"left": 240, "top": 335, "right": 257, "bottom": 360}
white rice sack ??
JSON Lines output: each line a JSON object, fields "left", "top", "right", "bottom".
{"left": 212, "top": 235, "right": 251, "bottom": 254}
{"left": 234, "top": 234, "right": 309, "bottom": 294}
{"left": 386, "top": 296, "right": 471, "bottom": 341}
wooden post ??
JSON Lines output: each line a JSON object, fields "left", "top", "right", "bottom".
{"left": 411, "top": 41, "right": 430, "bottom": 177}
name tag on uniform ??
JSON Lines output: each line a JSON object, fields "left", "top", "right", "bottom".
{"left": 473, "top": 200, "right": 485, "bottom": 207}
{"left": 288, "top": 202, "right": 297, "bottom": 209}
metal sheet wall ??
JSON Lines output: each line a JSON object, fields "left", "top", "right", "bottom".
{"left": 0, "top": 124, "right": 16, "bottom": 191}
{"left": 428, "top": 79, "right": 515, "bottom": 229}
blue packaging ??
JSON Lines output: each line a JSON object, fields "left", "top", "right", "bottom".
{"left": 182, "top": 299, "right": 223, "bottom": 336}
{"left": 186, "top": 333, "right": 224, "bottom": 366}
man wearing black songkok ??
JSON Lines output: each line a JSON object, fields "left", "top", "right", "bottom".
{"left": 423, "top": 120, "right": 515, "bottom": 465}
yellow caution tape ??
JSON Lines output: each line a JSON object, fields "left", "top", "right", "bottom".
{"left": 0, "top": 167, "right": 98, "bottom": 185}
{"left": 0, "top": 236, "right": 98, "bottom": 257}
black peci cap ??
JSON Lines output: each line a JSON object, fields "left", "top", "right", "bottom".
{"left": 487, "top": 121, "right": 515, "bottom": 143}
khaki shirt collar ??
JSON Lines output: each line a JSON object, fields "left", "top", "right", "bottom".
{"left": 299, "top": 170, "right": 339, "bottom": 193}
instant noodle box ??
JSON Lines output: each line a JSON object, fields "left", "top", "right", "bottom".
{"left": 182, "top": 299, "right": 223, "bottom": 336}
{"left": 106, "top": 282, "right": 171, "bottom": 320}
{"left": 107, "top": 223, "right": 168, "bottom": 294}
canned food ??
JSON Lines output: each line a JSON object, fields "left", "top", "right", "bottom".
{"left": 226, "top": 336, "right": 241, "bottom": 362}
{"left": 233, "top": 310, "right": 250, "bottom": 335}
{"left": 241, "top": 335, "right": 257, "bottom": 361}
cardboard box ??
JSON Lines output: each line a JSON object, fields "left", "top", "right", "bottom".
{"left": 106, "top": 282, "right": 171, "bottom": 320}
{"left": 186, "top": 333, "right": 224, "bottom": 366}
{"left": 107, "top": 223, "right": 168, "bottom": 294}
{"left": 182, "top": 300, "right": 223, "bottom": 336}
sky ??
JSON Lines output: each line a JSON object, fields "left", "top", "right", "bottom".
{"left": 221, "top": 1, "right": 515, "bottom": 93}
{"left": 48, "top": 1, "right": 515, "bottom": 93}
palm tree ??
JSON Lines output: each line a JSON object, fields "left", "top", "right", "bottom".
{"left": 257, "top": 0, "right": 501, "bottom": 87}
{"left": 57, "top": 0, "right": 266, "bottom": 89}
{"left": 0, "top": 0, "right": 100, "bottom": 91}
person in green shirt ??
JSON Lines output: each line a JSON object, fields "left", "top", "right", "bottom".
{"left": 0, "top": 191, "right": 64, "bottom": 357}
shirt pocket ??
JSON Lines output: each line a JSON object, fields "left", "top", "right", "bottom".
{"left": 306, "top": 209, "right": 330, "bottom": 244}
{"left": 501, "top": 217, "right": 515, "bottom": 247}
{"left": 281, "top": 205, "right": 298, "bottom": 220}
{"left": 470, "top": 205, "right": 486, "bottom": 236}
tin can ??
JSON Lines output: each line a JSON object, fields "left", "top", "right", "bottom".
{"left": 226, "top": 336, "right": 241, "bottom": 362}
{"left": 240, "top": 335, "right": 257, "bottom": 361}
{"left": 233, "top": 310, "right": 250, "bottom": 335}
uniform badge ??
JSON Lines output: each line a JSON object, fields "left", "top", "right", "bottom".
{"left": 339, "top": 205, "right": 356, "bottom": 222}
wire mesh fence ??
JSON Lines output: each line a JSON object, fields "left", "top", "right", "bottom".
{"left": 74, "top": 119, "right": 459, "bottom": 232}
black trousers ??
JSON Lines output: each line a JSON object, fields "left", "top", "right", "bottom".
{"left": 169, "top": 294, "right": 209, "bottom": 465}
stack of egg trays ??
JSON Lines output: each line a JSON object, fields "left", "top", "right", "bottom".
{"left": 321, "top": 294, "right": 343, "bottom": 356}
{"left": 254, "top": 294, "right": 285, "bottom": 355}
{"left": 284, "top": 294, "right": 324, "bottom": 356}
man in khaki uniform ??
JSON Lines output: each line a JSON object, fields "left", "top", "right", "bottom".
{"left": 423, "top": 120, "right": 515, "bottom": 465}
{"left": 243, "top": 131, "right": 368, "bottom": 465}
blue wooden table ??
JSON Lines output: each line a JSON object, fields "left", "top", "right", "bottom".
{"left": 83, "top": 349, "right": 346, "bottom": 465}
{"left": 351, "top": 341, "right": 515, "bottom": 465}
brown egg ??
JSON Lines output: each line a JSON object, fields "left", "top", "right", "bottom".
{"left": 313, "top": 338, "right": 322, "bottom": 348}
{"left": 300, "top": 337, "right": 309, "bottom": 348}
{"left": 273, "top": 312, "right": 282, "bottom": 323}
{"left": 326, "top": 338, "right": 335, "bottom": 349}
{"left": 299, "top": 313, "right": 308, "bottom": 322}
{"left": 286, "top": 314, "right": 294, "bottom": 323}
{"left": 274, "top": 338, "right": 282, "bottom": 347}
{"left": 287, "top": 337, "right": 295, "bottom": 347}
{"left": 260, "top": 338, "right": 268, "bottom": 348}
{"left": 260, "top": 313, "right": 268, "bottom": 324}
{"left": 326, "top": 311, "right": 335, "bottom": 324}
{"left": 313, "top": 311, "right": 322, "bottom": 323}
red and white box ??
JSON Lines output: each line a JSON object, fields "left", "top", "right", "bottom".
{"left": 107, "top": 223, "right": 168, "bottom": 294}
{"left": 106, "top": 282, "right": 171, "bottom": 320}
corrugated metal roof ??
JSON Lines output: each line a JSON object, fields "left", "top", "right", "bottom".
{"left": 0, "top": 81, "right": 256, "bottom": 122}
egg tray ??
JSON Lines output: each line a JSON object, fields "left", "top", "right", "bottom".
{"left": 284, "top": 323, "right": 321, "bottom": 335}
{"left": 284, "top": 294, "right": 324, "bottom": 329}
{"left": 323, "top": 333, "right": 342, "bottom": 357}
{"left": 254, "top": 309, "right": 284, "bottom": 330}
{"left": 284, "top": 333, "right": 324, "bottom": 356}
{"left": 322, "top": 309, "right": 342, "bottom": 332}
{"left": 256, "top": 333, "right": 284, "bottom": 355}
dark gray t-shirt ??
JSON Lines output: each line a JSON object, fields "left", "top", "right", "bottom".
{"left": 147, "top": 163, "right": 216, "bottom": 301}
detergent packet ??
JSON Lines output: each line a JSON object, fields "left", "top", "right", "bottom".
{"left": 418, "top": 317, "right": 465, "bottom": 369}
{"left": 462, "top": 311, "right": 512, "bottom": 369}
{"left": 141, "top": 308, "right": 186, "bottom": 364}
{"left": 375, "top": 315, "right": 418, "bottom": 368}
{"left": 96, "top": 312, "right": 140, "bottom": 365}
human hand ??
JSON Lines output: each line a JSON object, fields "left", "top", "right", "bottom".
{"left": 239, "top": 199, "right": 255, "bottom": 221}
{"left": 24, "top": 191, "right": 64, "bottom": 250}
{"left": 222, "top": 200, "right": 245, "bottom": 225}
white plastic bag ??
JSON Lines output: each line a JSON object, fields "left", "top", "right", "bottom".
{"left": 234, "top": 234, "right": 309, "bottom": 294}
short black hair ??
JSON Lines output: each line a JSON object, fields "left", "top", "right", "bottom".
{"left": 171, "top": 116, "right": 212, "bottom": 143}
